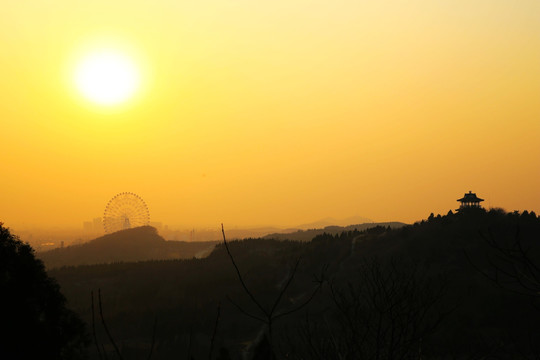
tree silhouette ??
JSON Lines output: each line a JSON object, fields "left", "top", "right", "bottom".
{"left": 0, "top": 223, "right": 88, "bottom": 359}
{"left": 221, "top": 224, "right": 325, "bottom": 357}
{"left": 289, "top": 259, "right": 451, "bottom": 360}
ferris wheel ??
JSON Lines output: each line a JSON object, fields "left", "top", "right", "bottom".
{"left": 103, "top": 192, "right": 150, "bottom": 234}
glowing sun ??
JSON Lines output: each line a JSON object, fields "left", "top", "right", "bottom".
{"left": 74, "top": 50, "right": 140, "bottom": 106}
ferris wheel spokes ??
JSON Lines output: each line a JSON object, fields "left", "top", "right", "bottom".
{"left": 103, "top": 192, "right": 150, "bottom": 234}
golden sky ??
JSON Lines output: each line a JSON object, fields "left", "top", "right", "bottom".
{"left": 1, "top": 0, "right": 539, "bottom": 229}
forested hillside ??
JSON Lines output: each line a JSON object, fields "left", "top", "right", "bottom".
{"left": 50, "top": 209, "right": 540, "bottom": 359}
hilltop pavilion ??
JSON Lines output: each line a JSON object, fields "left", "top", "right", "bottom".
{"left": 457, "top": 191, "right": 484, "bottom": 210}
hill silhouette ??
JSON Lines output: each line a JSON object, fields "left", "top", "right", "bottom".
{"left": 38, "top": 226, "right": 218, "bottom": 268}
{"left": 48, "top": 209, "right": 540, "bottom": 359}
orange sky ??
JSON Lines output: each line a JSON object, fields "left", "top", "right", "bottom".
{"left": 1, "top": 0, "right": 539, "bottom": 230}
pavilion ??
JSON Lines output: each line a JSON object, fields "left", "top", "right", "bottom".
{"left": 457, "top": 191, "right": 484, "bottom": 210}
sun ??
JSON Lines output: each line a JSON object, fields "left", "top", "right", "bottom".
{"left": 74, "top": 50, "right": 140, "bottom": 106}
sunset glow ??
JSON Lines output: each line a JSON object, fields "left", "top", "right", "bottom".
{"left": 0, "top": 0, "right": 538, "bottom": 232}
{"left": 2, "top": 2, "right": 540, "bottom": 357}
{"left": 74, "top": 50, "right": 140, "bottom": 106}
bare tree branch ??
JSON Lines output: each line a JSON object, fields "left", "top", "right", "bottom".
{"left": 221, "top": 224, "right": 269, "bottom": 317}
{"left": 270, "top": 258, "right": 301, "bottom": 316}
{"left": 98, "top": 288, "right": 124, "bottom": 360}
{"left": 187, "top": 325, "right": 193, "bottom": 360}
{"left": 91, "top": 290, "right": 104, "bottom": 360}
{"left": 146, "top": 317, "right": 157, "bottom": 360}
{"left": 209, "top": 302, "right": 221, "bottom": 360}
{"left": 274, "top": 277, "right": 325, "bottom": 321}
{"left": 221, "top": 223, "right": 326, "bottom": 356}
{"left": 473, "top": 227, "right": 540, "bottom": 298}
{"left": 226, "top": 295, "right": 266, "bottom": 323}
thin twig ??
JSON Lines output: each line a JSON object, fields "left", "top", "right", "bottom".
{"left": 221, "top": 223, "right": 325, "bottom": 357}
{"left": 473, "top": 227, "right": 540, "bottom": 297}
{"left": 221, "top": 224, "right": 269, "bottom": 317}
{"left": 274, "top": 280, "right": 324, "bottom": 321}
{"left": 98, "top": 289, "right": 124, "bottom": 360}
{"left": 270, "top": 258, "right": 301, "bottom": 316}
{"left": 187, "top": 325, "right": 193, "bottom": 360}
{"left": 146, "top": 317, "right": 157, "bottom": 360}
{"left": 209, "top": 302, "right": 221, "bottom": 360}
{"left": 274, "top": 266, "right": 327, "bottom": 320}
{"left": 101, "top": 344, "right": 109, "bottom": 360}
{"left": 226, "top": 295, "right": 266, "bottom": 322}
{"left": 91, "top": 290, "right": 104, "bottom": 360}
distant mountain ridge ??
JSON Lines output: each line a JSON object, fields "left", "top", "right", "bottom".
{"left": 38, "top": 226, "right": 218, "bottom": 269}
{"left": 167, "top": 217, "right": 374, "bottom": 241}
{"left": 295, "top": 216, "right": 374, "bottom": 229}
{"left": 263, "top": 222, "right": 406, "bottom": 241}
{"left": 38, "top": 221, "right": 405, "bottom": 268}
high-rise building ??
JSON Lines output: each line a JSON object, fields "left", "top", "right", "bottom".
{"left": 83, "top": 221, "right": 93, "bottom": 232}
{"left": 93, "top": 217, "right": 102, "bottom": 232}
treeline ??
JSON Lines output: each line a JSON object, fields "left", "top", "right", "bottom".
{"left": 48, "top": 208, "right": 540, "bottom": 359}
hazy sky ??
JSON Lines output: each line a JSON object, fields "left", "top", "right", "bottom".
{"left": 1, "top": 0, "right": 539, "bottom": 229}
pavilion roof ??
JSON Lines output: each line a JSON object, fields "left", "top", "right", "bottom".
{"left": 457, "top": 191, "right": 484, "bottom": 202}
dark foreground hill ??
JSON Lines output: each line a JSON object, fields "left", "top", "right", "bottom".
{"left": 38, "top": 226, "right": 218, "bottom": 268}
{"left": 49, "top": 209, "right": 540, "bottom": 359}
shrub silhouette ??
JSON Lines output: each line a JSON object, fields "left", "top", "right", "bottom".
{"left": 0, "top": 223, "right": 88, "bottom": 359}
